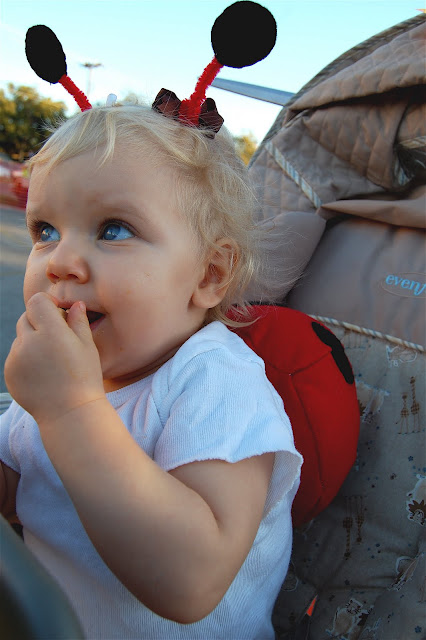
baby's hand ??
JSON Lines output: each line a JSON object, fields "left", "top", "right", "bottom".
{"left": 4, "top": 292, "right": 105, "bottom": 427}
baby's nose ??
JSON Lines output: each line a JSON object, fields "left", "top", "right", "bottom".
{"left": 46, "top": 242, "right": 90, "bottom": 283}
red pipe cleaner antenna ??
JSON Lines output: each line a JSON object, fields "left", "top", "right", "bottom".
{"left": 178, "top": 2, "right": 277, "bottom": 130}
{"left": 179, "top": 57, "right": 223, "bottom": 125}
{"left": 59, "top": 75, "right": 92, "bottom": 111}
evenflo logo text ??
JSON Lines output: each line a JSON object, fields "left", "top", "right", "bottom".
{"left": 381, "top": 274, "right": 426, "bottom": 298}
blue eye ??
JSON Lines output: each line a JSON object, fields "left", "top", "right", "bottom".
{"left": 102, "top": 223, "right": 134, "bottom": 241}
{"left": 40, "top": 224, "right": 60, "bottom": 242}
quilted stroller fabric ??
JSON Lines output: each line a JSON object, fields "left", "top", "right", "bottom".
{"left": 248, "top": 14, "right": 426, "bottom": 640}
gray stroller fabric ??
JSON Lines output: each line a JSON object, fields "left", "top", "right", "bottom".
{"left": 248, "top": 14, "right": 425, "bottom": 640}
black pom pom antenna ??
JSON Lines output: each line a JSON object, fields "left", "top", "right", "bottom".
{"left": 25, "top": 1, "right": 277, "bottom": 132}
{"left": 212, "top": 1, "right": 276, "bottom": 68}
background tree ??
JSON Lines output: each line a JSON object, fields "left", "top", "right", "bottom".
{"left": 233, "top": 132, "right": 258, "bottom": 165}
{"left": 0, "top": 83, "right": 67, "bottom": 162}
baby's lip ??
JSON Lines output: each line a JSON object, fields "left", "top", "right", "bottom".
{"left": 55, "top": 300, "right": 105, "bottom": 324}
{"left": 55, "top": 299, "right": 75, "bottom": 310}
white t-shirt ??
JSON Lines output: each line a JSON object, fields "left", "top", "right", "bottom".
{"left": 0, "top": 322, "right": 302, "bottom": 639}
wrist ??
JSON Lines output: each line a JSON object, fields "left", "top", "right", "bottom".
{"left": 35, "top": 394, "right": 109, "bottom": 434}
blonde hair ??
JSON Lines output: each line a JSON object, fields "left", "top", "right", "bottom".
{"left": 29, "top": 101, "right": 283, "bottom": 326}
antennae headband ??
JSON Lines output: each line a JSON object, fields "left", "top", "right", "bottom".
{"left": 25, "top": 2, "right": 277, "bottom": 136}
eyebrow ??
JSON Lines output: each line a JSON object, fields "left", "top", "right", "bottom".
{"left": 95, "top": 201, "right": 156, "bottom": 229}
{"left": 26, "top": 201, "right": 151, "bottom": 224}
{"left": 97, "top": 201, "right": 143, "bottom": 216}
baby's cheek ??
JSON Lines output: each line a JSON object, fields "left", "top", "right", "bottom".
{"left": 117, "top": 272, "right": 155, "bottom": 303}
{"left": 23, "top": 264, "right": 42, "bottom": 304}
{"left": 114, "top": 286, "right": 138, "bottom": 313}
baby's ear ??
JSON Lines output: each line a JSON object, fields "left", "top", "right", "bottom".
{"left": 192, "top": 238, "right": 238, "bottom": 310}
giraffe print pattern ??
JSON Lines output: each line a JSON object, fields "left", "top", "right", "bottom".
{"left": 272, "top": 328, "right": 425, "bottom": 640}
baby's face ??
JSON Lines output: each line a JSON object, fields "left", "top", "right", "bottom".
{"left": 24, "top": 145, "right": 208, "bottom": 391}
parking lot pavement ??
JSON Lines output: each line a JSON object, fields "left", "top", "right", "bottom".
{"left": 0, "top": 205, "right": 31, "bottom": 394}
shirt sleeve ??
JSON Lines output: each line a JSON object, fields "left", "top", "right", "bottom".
{"left": 0, "top": 400, "right": 25, "bottom": 473}
{"left": 153, "top": 344, "right": 301, "bottom": 481}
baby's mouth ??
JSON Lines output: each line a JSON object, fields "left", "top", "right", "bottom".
{"left": 86, "top": 310, "right": 105, "bottom": 325}
{"left": 60, "top": 308, "right": 105, "bottom": 325}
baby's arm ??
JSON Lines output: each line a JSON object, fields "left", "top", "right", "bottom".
{"left": 0, "top": 461, "right": 20, "bottom": 520}
{"left": 37, "top": 399, "right": 274, "bottom": 624}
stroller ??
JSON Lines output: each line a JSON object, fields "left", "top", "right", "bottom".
{"left": 246, "top": 13, "right": 425, "bottom": 640}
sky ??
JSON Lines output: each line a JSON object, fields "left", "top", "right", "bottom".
{"left": 0, "top": 0, "right": 423, "bottom": 143}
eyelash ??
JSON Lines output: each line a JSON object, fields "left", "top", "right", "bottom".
{"left": 27, "top": 218, "right": 136, "bottom": 241}
{"left": 27, "top": 218, "right": 48, "bottom": 238}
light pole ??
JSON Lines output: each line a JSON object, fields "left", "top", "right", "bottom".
{"left": 80, "top": 62, "right": 102, "bottom": 99}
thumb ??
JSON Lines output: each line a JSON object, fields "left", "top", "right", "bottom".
{"left": 66, "top": 301, "right": 92, "bottom": 339}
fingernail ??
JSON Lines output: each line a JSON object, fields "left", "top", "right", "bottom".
{"left": 78, "top": 301, "right": 86, "bottom": 313}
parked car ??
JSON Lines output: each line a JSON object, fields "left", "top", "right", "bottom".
{"left": 0, "top": 153, "right": 29, "bottom": 209}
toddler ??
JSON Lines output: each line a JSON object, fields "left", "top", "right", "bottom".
{"left": 0, "top": 101, "right": 302, "bottom": 638}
